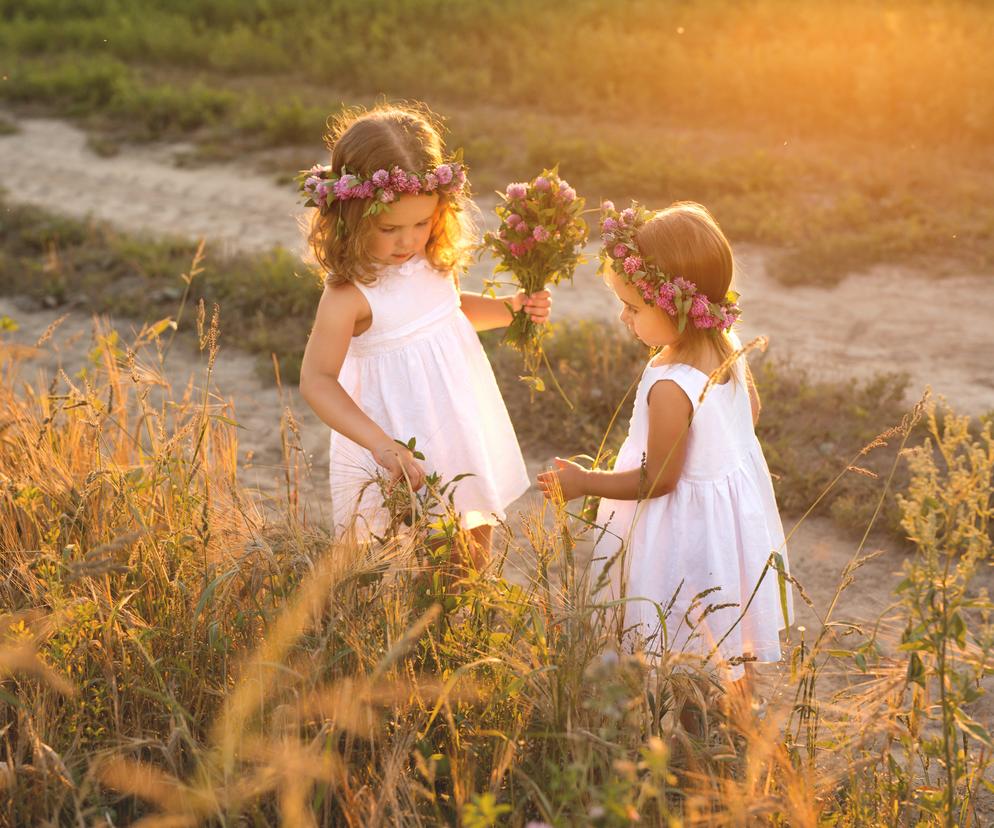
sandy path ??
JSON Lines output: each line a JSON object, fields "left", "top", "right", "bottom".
{"left": 2, "top": 114, "right": 992, "bottom": 412}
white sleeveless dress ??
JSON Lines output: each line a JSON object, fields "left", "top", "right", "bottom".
{"left": 329, "top": 254, "right": 530, "bottom": 538}
{"left": 591, "top": 355, "right": 794, "bottom": 681}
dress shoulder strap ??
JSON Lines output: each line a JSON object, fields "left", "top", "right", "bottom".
{"left": 347, "top": 256, "right": 459, "bottom": 345}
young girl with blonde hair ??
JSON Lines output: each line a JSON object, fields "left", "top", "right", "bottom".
{"left": 538, "top": 201, "right": 793, "bottom": 696}
{"left": 298, "top": 104, "right": 549, "bottom": 557}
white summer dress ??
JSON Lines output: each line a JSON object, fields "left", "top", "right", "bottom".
{"left": 591, "top": 355, "right": 794, "bottom": 681}
{"left": 329, "top": 254, "right": 530, "bottom": 538}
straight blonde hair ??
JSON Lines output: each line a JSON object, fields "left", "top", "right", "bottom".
{"left": 636, "top": 201, "right": 739, "bottom": 381}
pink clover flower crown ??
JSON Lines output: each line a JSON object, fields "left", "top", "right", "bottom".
{"left": 296, "top": 155, "right": 468, "bottom": 218}
{"left": 599, "top": 201, "right": 742, "bottom": 334}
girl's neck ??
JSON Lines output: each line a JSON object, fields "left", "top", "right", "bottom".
{"left": 651, "top": 340, "right": 728, "bottom": 377}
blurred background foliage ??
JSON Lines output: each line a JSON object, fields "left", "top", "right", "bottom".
{"left": 2, "top": 0, "right": 993, "bottom": 283}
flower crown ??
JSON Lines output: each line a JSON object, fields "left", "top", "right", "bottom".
{"left": 599, "top": 201, "right": 741, "bottom": 333}
{"left": 296, "top": 158, "right": 468, "bottom": 217}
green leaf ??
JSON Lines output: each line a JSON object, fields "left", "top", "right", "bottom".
{"left": 0, "top": 687, "right": 25, "bottom": 709}
{"left": 906, "top": 651, "right": 926, "bottom": 687}
{"left": 773, "top": 552, "right": 790, "bottom": 629}
{"left": 194, "top": 568, "right": 239, "bottom": 621}
{"left": 209, "top": 414, "right": 244, "bottom": 428}
{"left": 953, "top": 708, "right": 994, "bottom": 748}
{"left": 949, "top": 611, "right": 967, "bottom": 647}
{"left": 395, "top": 437, "right": 425, "bottom": 461}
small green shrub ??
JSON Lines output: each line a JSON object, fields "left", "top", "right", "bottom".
{"left": 108, "top": 80, "right": 234, "bottom": 138}
{"left": 0, "top": 56, "right": 131, "bottom": 114}
{"left": 235, "top": 96, "right": 332, "bottom": 148}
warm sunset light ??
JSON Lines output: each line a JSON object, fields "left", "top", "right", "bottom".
{"left": 1, "top": 1, "right": 992, "bottom": 825}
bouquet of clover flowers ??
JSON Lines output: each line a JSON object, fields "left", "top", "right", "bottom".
{"left": 482, "top": 168, "right": 588, "bottom": 394}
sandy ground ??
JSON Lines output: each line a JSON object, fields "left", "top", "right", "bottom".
{"left": 2, "top": 112, "right": 992, "bottom": 813}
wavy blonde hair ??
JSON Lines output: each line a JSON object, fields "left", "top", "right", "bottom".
{"left": 306, "top": 104, "right": 476, "bottom": 286}
{"left": 636, "top": 202, "right": 740, "bottom": 381}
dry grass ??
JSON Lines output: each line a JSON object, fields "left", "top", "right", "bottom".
{"left": 1, "top": 293, "right": 991, "bottom": 824}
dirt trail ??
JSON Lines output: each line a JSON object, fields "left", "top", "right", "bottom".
{"left": 2, "top": 113, "right": 992, "bottom": 762}
{"left": 2, "top": 113, "right": 992, "bottom": 412}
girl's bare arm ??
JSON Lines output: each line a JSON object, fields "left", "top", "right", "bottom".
{"left": 298, "top": 283, "right": 426, "bottom": 487}
{"left": 459, "top": 290, "right": 551, "bottom": 331}
{"left": 537, "top": 380, "right": 692, "bottom": 501}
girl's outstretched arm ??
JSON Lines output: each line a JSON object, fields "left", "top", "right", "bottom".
{"left": 299, "top": 283, "right": 426, "bottom": 489}
{"left": 459, "top": 290, "right": 551, "bottom": 331}
{"left": 537, "top": 380, "right": 692, "bottom": 502}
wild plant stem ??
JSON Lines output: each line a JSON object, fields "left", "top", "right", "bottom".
{"left": 163, "top": 239, "right": 206, "bottom": 365}
{"left": 539, "top": 346, "right": 574, "bottom": 411}
{"left": 940, "top": 535, "right": 955, "bottom": 828}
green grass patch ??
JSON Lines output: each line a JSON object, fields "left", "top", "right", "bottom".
{"left": 4, "top": 0, "right": 994, "bottom": 146}
{"left": 0, "top": 56, "right": 235, "bottom": 140}
{"left": 0, "top": 198, "right": 321, "bottom": 380}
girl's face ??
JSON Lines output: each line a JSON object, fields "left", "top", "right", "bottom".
{"left": 607, "top": 271, "right": 679, "bottom": 348}
{"left": 368, "top": 193, "right": 439, "bottom": 265}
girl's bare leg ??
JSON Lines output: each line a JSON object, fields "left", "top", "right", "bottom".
{"left": 464, "top": 524, "right": 492, "bottom": 570}
{"left": 437, "top": 524, "right": 492, "bottom": 581}
{"left": 734, "top": 663, "right": 755, "bottom": 698}
{"left": 679, "top": 702, "right": 704, "bottom": 736}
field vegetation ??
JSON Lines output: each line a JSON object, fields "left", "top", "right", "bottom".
{"left": 2, "top": 3, "right": 994, "bottom": 823}
{"left": 1, "top": 275, "right": 992, "bottom": 824}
